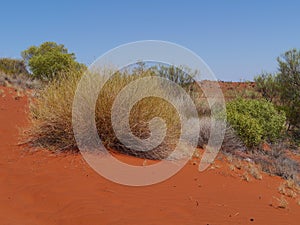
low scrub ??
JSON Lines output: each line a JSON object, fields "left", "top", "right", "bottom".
{"left": 226, "top": 98, "right": 286, "bottom": 147}
{"left": 0, "top": 58, "right": 40, "bottom": 89}
{"left": 0, "top": 58, "right": 28, "bottom": 76}
{"left": 0, "top": 73, "right": 40, "bottom": 89}
{"left": 246, "top": 144, "right": 300, "bottom": 186}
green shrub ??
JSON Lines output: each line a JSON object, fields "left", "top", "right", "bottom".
{"left": 226, "top": 98, "right": 286, "bottom": 147}
{"left": 226, "top": 112, "right": 263, "bottom": 146}
{"left": 255, "top": 49, "right": 300, "bottom": 134}
{"left": 22, "top": 42, "right": 86, "bottom": 81}
{"left": 277, "top": 49, "right": 300, "bottom": 130}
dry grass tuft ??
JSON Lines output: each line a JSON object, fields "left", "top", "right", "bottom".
{"left": 278, "top": 180, "right": 299, "bottom": 198}
{"left": 242, "top": 172, "right": 251, "bottom": 182}
{"left": 226, "top": 143, "right": 300, "bottom": 186}
{"left": 245, "top": 163, "right": 263, "bottom": 180}
{"left": 25, "top": 68, "right": 203, "bottom": 159}
{"left": 274, "top": 196, "right": 289, "bottom": 209}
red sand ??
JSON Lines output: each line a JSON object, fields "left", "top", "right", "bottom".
{"left": 0, "top": 86, "right": 299, "bottom": 225}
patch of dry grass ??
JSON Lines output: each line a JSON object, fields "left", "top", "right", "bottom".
{"left": 253, "top": 145, "right": 300, "bottom": 185}
{"left": 242, "top": 172, "right": 251, "bottom": 182}
{"left": 26, "top": 68, "right": 203, "bottom": 159}
{"left": 225, "top": 143, "right": 300, "bottom": 186}
{"left": 227, "top": 157, "right": 263, "bottom": 181}
{"left": 274, "top": 196, "right": 289, "bottom": 209}
{"left": 26, "top": 70, "right": 80, "bottom": 151}
{"left": 245, "top": 163, "right": 263, "bottom": 180}
{"left": 278, "top": 180, "right": 300, "bottom": 198}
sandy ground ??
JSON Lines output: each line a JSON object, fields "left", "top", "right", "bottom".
{"left": 0, "top": 86, "right": 299, "bottom": 225}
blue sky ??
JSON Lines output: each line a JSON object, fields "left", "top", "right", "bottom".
{"left": 1, "top": 0, "right": 299, "bottom": 81}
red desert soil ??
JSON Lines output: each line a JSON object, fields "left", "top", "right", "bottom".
{"left": 0, "top": 86, "right": 299, "bottom": 225}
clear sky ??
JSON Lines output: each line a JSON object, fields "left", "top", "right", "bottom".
{"left": 1, "top": 0, "right": 299, "bottom": 81}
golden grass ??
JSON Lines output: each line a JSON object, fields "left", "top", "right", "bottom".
{"left": 26, "top": 68, "right": 198, "bottom": 159}
{"left": 245, "top": 163, "right": 263, "bottom": 180}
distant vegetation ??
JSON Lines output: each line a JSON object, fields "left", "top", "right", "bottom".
{"left": 255, "top": 48, "right": 300, "bottom": 144}
{"left": 22, "top": 41, "right": 86, "bottom": 81}
{"left": 0, "top": 58, "right": 28, "bottom": 75}
{"left": 0, "top": 41, "right": 86, "bottom": 89}
{"left": 0, "top": 58, "right": 40, "bottom": 89}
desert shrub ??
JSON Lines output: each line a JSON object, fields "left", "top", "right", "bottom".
{"left": 226, "top": 98, "right": 286, "bottom": 147}
{"left": 0, "top": 58, "right": 28, "bottom": 76}
{"left": 94, "top": 71, "right": 184, "bottom": 159}
{"left": 277, "top": 49, "right": 300, "bottom": 129}
{"left": 27, "top": 66, "right": 202, "bottom": 159}
{"left": 225, "top": 143, "right": 300, "bottom": 185}
{"left": 255, "top": 49, "right": 300, "bottom": 135}
{"left": 226, "top": 112, "right": 263, "bottom": 147}
{"left": 27, "top": 70, "right": 82, "bottom": 150}
{"left": 151, "top": 64, "right": 197, "bottom": 86}
{"left": 254, "top": 72, "right": 279, "bottom": 102}
{"left": 22, "top": 42, "right": 86, "bottom": 81}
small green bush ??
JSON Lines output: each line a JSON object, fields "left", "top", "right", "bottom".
{"left": 22, "top": 42, "right": 85, "bottom": 81}
{"left": 226, "top": 98, "right": 286, "bottom": 147}
{"left": 226, "top": 112, "right": 263, "bottom": 146}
